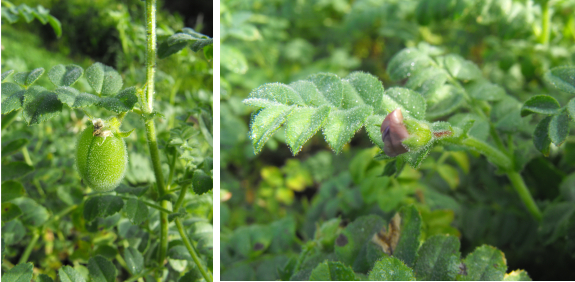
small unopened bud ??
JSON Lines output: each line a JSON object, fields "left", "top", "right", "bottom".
{"left": 381, "top": 109, "right": 410, "bottom": 157}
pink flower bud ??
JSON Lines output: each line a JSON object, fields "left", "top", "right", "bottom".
{"left": 381, "top": 109, "right": 410, "bottom": 157}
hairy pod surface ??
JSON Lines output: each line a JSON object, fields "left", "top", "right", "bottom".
{"left": 75, "top": 124, "right": 127, "bottom": 192}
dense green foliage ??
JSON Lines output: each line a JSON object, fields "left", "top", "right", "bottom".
{"left": 220, "top": 0, "right": 575, "bottom": 280}
{"left": 2, "top": 0, "right": 213, "bottom": 281}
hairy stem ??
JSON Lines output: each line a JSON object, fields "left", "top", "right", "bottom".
{"left": 144, "top": 0, "right": 168, "bottom": 269}
{"left": 175, "top": 218, "right": 213, "bottom": 282}
{"left": 507, "top": 171, "right": 543, "bottom": 221}
{"left": 145, "top": 0, "right": 157, "bottom": 112}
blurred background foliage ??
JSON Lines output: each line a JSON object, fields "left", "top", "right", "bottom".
{"left": 220, "top": 0, "right": 575, "bottom": 280}
{"left": 2, "top": 0, "right": 213, "bottom": 280}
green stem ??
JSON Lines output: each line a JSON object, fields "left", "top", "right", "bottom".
{"left": 489, "top": 124, "right": 507, "bottom": 154}
{"left": 507, "top": 171, "right": 543, "bottom": 221}
{"left": 144, "top": 0, "right": 168, "bottom": 269}
{"left": 19, "top": 231, "right": 40, "bottom": 264}
{"left": 539, "top": 1, "right": 552, "bottom": 45}
{"left": 22, "top": 147, "right": 33, "bottom": 166}
{"left": 167, "top": 149, "right": 178, "bottom": 189}
{"left": 44, "top": 205, "right": 78, "bottom": 227}
{"left": 145, "top": 0, "right": 157, "bottom": 113}
{"left": 175, "top": 218, "right": 213, "bottom": 282}
{"left": 1, "top": 110, "right": 20, "bottom": 130}
{"left": 174, "top": 182, "right": 188, "bottom": 213}
{"left": 145, "top": 121, "right": 167, "bottom": 196}
{"left": 118, "top": 195, "right": 172, "bottom": 213}
{"left": 461, "top": 137, "right": 511, "bottom": 170}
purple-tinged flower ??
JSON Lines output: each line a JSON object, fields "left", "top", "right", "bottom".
{"left": 381, "top": 109, "right": 410, "bottom": 157}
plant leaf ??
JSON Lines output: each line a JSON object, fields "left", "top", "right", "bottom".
{"left": 48, "top": 64, "right": 83, "bottom": 86}
{"left": 22, "top": 90, "right": 63, "bottom": 125}
{"left": 192, "top": 169, "right": 213, "bottom": 195}
{"left": 98, "top": 87, "right": 138, "bottom": 113}
{"left": 123, "top": 247, "right": 144, "bottom": 275}
{"left": 443, "top": 54, "right": 482, "bottom": 81}
{"left": 393, "top": 205, "right": 423, "bottom": 267}
{"left": 521, "top": 95, "right": 561, "bottom": 117}
{"left": 1, "top": 138, "right": 29, "bottom": 157}
{"left": 2, "top": 70, "right": 15, "bottom": 81}
{"left": 382, "top": 87, "right": 426, "bottom": 119}
{"left": 58, "top": 265, "right": 86, "bottom": 282}
{"left": 368, "top": 256, "right": 416, "bottom": 281}
{"left": 13, "top": 68, "right": 44, "bottom": 87}
{"left": 533, "top": 116, "right": 552, "bottom": 156}
{"left": 2, "top": 262, "right": 33, "bottom": 282}
{"left": 466, "top": 80, "right": 506, "bottom": 101}
{"left": 388, "top": 48, "right": 433, "bottom": 81}
{"left": 544, "top": 66, "right": 575, "bottom": 94}
{"left": 83, "top": 195, "right": 124, "bottom": 222}
{"left": 504, "top": 270, "right": 532, "bottom": 281}
{"left": 414, "top": 234, "right": 460, "bottom": 280}
{"left": 309, "top": 261, "right": 357, "bottom": 281}
{"left": 1, "top": 82, "right": 23, "bottom": 101}
{"left": 460, "top": 245, "right": 506, "bottom": 281}
{"left": 221, "top": 45, "right": 248, "bottom": 74}
{"left": 124, "top": 198, "right": 149, "bottom": 225}
{"left": 1, "top": 162, "right": 34, "bottom": 181}
{"left": 1, "top": 180, "right": 27, "bottom": 203}
{"left": 86, "top": 62, "right": 123, "bottom": 95}
{"left": 87, "top": 255, "right": 117, "bottom": 282}
{"left": 548, "top": 111, "right": 570, "bottom": 146}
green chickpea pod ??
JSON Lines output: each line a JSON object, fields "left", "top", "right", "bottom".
{"left": 75, "top": 118, "right": 128, "bottom": 192}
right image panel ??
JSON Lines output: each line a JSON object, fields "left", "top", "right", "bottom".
{"left": 220, "top": 0, "right": 575, "bottom": 281}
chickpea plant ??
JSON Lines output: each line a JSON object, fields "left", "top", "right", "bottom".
{"left": 1, "top": 1, "right": 213, "bottom": 281}
{"left": 243, "top": 43, "right": 575, "bottom": 280}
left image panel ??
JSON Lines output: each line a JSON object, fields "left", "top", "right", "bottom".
{"left": 1, "top": 0, "right": 213, "bottom": 281}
